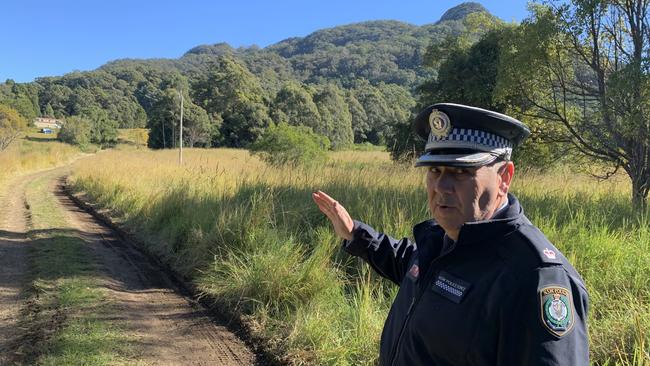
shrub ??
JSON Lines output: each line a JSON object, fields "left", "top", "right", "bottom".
{"left": 250, "top": 123, "right": 330, "bottom": 167}
{"left": 58, "top": 116, "right": 91, "bottom": 147}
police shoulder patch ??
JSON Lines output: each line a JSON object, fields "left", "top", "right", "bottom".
{"left": 539, "top": 285, "right": 574, "bottom": 337}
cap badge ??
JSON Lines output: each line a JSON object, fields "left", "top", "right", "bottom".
{"left": 428, "top": 109, "right": 452, "bottom": 138}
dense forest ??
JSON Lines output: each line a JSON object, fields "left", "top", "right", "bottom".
{"left": 0, "top": 2, "right": 487, "bottom": 150}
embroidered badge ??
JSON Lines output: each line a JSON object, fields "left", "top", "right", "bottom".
{"left": 543, "top": 248, "right": 557, "bottom": 259}
{"left": 432, "top": 271, "right": 471, "bottom": 304}
{"left": 540, "top": 286, "right": 574, "bottom": 337}
{"left": 428, "top": 109, "right": 452, "bottom": 139}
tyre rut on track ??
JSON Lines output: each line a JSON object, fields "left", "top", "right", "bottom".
{"left": 54, "top": 175, "right": 260, "bottom": 366}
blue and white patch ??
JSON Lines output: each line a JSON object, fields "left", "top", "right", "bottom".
{"left": 425, "top": 127, "right": 513, "bottom": 157}
{"left": 432, "top": 271, "right": 471, "bottom": 304}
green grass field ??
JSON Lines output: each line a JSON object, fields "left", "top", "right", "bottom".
{"left": 68, "top": 147, "right": 650, "bottom": 365}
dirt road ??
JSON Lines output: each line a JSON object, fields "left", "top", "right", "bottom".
{"left": 0, "top": 172, "right": 35, "bottom": 364}
{"left": 0, "top": 167, "right": 259, "bottom": 365}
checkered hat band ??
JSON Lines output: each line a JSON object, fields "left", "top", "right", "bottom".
{"left": 426, "top": 127, "right": 513, "bottom": 152}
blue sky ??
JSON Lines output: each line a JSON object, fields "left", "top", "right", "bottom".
{"left": 1, "top": 1, "right": 530, "bottom": 83}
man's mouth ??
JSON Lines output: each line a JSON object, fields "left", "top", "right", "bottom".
{"left": 437, "top": 203, "right": 455, "bottom": 209}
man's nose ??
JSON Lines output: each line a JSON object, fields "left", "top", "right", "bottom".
{"left": 433, "top": 170, "right": 455, "bottom": 194}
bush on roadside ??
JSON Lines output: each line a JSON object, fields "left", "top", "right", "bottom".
{"left": 58, "top": 116, "right": 91, "bottom": 147}
{"left": 250, "top": 123, "right": 330, "bottom": 167}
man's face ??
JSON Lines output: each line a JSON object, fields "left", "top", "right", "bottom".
{"left": 425, "top": 162, "right": 513, "bottom": 236}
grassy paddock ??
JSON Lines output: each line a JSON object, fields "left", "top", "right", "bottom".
{"left": 0, "top": 133, "right": 80, "bottom": 183}
{"left": 69, "top": 148, "right": 649, "bottom": 365}
{"left": 117, "top": 128, "right": 149, "bottom": 148}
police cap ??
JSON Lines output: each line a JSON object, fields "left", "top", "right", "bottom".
{"left": 414, "top": 103, "right": 530, "bottom": 167}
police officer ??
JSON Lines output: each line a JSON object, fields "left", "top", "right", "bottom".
{"left": 312, "top": 103, "right": 589, "bottom": 365}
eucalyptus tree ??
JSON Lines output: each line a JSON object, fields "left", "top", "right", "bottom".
{"left": 498, "top": 0, "right": 650, "bottom": 209}
{"left": 192, "top": 56, "right": 271, "bottom": 147}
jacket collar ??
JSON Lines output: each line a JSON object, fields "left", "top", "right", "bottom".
{"left": 413, "top": 193, "right": 525, "bottom": 251}
{"left": 456, "top": 193, "right": 524, "bottom": 245}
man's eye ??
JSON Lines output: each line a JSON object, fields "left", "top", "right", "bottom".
{"left": 452, "top": 168, "right": 475, "bottom": 179}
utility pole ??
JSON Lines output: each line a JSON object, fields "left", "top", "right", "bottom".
{"left": 179, "top": 90, "right": 184, "bottom": 165}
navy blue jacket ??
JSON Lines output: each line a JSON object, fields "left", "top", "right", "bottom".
{"left": 343, "top": 194, "right": 589, "bottom": 365}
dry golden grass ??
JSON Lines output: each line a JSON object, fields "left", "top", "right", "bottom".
{"left": 69, "top": 147, "right": 649, "bottom": 365}
{"left": 0, "top": 134, "right": 81, "bottom": 183}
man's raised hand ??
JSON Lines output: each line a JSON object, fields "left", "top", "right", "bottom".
{"left": 312, "top": 190, "right": 354, "bottom": 241}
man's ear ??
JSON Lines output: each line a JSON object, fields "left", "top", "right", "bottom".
{"left": 499, "top": 161, "right": 515, "bottom": 194}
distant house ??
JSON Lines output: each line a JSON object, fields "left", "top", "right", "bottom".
{"left": 34, "top": 117, "right": 63, "bottom": 129}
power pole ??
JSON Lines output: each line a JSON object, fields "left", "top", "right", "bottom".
{"left": 179, "top": 90, "right": 184, "bottom": 165}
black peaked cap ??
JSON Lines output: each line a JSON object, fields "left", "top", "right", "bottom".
{"left": 414, "top": 103, "right": 530, "bottom": 148}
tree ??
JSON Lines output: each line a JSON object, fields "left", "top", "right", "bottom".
{"left": 192, "top": 56, "right": 271, "bottom": 147}
{"left": 148, "top": 88, "right": 214, "bottom": 149}
{"left": 44, "top": 103, "right": 55, "bottom": 118}
{"left": 0, "top": 81, "right": 41, "bottom": 121}
{"left": 418, "top": 27, "right": 507, "bottom": 111}
{"left": 377, "top": 82, "right": 416, "bottom": 128}
{"left": 410, "top": 22, "right": 563, "bottom": 169}
{"left": 345, "top": 92, "right": 370, "bottom": 143}
{"left": 79, "top": 106, "right": 119, "bottom": 146}
{"left": 250, "top": 123, "right": 330, "bottom": 167}
{"left": 497, "top": 1, "right": 650, "bottom": 209}
{"left": 350, "top": 80, "right": 392, "bottom": 145}
{"left": 183, "top": 100, "right": 213, "bottom": 148}
{"left": 313, "top": 84, "right": 354, "bottom": 149}
{"left": 148, "top": 88, "right": 183, "bottom": 149}
{"left": 0, "top": 104, "right": 27, "bottom": 151}
{"left": 58, "top": 116, "right": 91, "bottom": 147}
{"left": 272, "top": 82, "right": 321, "bottom": 130}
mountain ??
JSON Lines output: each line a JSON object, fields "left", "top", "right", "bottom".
{"left": 103, "top": 2, "right": 491, "bottom": 90}
{"left": 0, "top": 2, "right": 496, "bottom": 147}
{"left": 439, "top": 2, "right": 488, "bottom": 22}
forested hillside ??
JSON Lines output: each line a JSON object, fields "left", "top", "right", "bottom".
{"left": 0, "top": 2, "right": 490, "bottom": 149}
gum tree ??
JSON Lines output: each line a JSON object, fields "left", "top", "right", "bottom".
{"left": 498, "top": 0, "right": 650, "bottom": 209}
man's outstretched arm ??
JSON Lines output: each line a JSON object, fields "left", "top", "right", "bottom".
{"left": 312, "top": 190, "right": 416, "bottom": 285}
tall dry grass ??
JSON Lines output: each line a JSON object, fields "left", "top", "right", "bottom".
{"left": 69, "top": 148, "right": 649, "bottom": 365}
{"left": 0, "top": 134, "right": 81, "bottom": 183}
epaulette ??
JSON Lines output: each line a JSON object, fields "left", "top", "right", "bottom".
{"left": 516, "top": 224, "right": 564, "bottom": 265}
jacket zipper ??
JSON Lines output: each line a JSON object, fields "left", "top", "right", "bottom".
{"left": 389, "top": 296, "right": 417, "bottom": 366}
{"left": 388, "top": 243, "right": 458, "bottom": 366}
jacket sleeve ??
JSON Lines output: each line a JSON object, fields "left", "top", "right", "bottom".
{"left": 497, "top": 266, "right": 590, "bottom": 365}
{"left": 342, "top": 220, "right": 416, "bottom": 285}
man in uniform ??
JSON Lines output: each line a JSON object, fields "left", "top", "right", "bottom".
{"left": 312, "top": 103, "right": 589, "bottom": 365}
